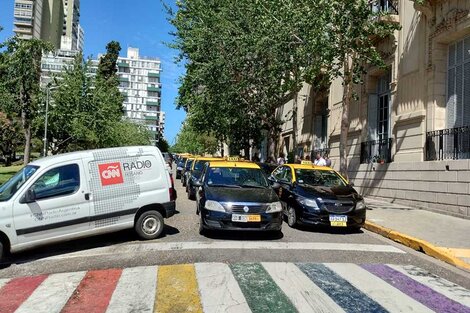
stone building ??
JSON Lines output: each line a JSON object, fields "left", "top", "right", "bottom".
{"left": 276, "top": 0, "right": 470, "bottom": 218}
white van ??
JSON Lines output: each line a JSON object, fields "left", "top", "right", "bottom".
{"left": 0, "top": 146, "right": 177, "bottom": 261}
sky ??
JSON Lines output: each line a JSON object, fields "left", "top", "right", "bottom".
{"left": 0, "top": 0, "right": 186, "bottom": 144}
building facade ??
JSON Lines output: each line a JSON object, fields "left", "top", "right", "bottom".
{"left": 117, "top": 47, "right": 165, "bottom": 143}
{"left": 275, "top": 0, "right": 470, "bottom": 219}
{"left": 13, "top": 0, "right": 82, "bottom": 51}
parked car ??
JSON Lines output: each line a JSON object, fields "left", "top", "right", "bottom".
{"left": 195, "top": 160, "right": 283, "bottom": 234}
{"left": 0, "top": 146, "right": 176, "bottom": 262}
{"left": 186, "top": 157, "right": 223, "bottom": 200}
{"left": 182, "top": 156, "right": 197, "bottom": 187}
{"left": 269, "top": 162, "right": 365, "bottom": 230}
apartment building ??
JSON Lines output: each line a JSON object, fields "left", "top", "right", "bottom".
{"left": 117, "top": 47, "right": 165, "bottom": 143}
{"left": 13, "top": 0, "right": 83, "bottom": 51}
{"left": 275, "top": 0, "right": 470, "bottom": 218}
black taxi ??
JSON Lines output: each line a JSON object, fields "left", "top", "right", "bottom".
{"left": 269, "top": 162, "right": 366, "bottom": 230}
{"left": 194, "top": 160, "right": 283, "bottom": 234}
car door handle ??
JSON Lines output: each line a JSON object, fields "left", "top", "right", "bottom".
{"left": 84, "top": 193, "right": 91, "bottom": 200}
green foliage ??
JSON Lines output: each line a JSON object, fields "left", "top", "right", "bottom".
{"left": 97, "top": 41, "right": 121, "bottom": 82}
{"left": 169, "top": 0, "right": 399, "bottom": 176}
{"left": 171, "top": 123, "right": 218, "bottom": 155}
{"left": 0, "top": 112, "right": 22, "bottom": 166}
{"left": 156, "top": 137, "right": 170, "bottom": 152}
{"left": 0, "top": 37, "right": 53, "bottom": 163}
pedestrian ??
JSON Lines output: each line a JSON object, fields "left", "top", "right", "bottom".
{"left": 313, "top": 152, "right": 326, "bottom": 166}
{"left": 277, "top": 153, "right": 285, "bottom": 165}
{"left": 324, "top": 155, "right": 332, "bottom": 167}
{"left": 294, "top": 155, "right": 302, "bottom": 164}
{"left": 305, "top": 154, "right": 311, "bottom": 161}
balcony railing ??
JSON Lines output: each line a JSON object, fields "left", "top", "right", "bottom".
{"left": 360, "top": 138, "right": 393, "bottom": 164}
{"left": 425, "top": 126, "right": 470, "bottom": 161}
{"left": 370, "top": 0, "right": 399, "bottom": 15}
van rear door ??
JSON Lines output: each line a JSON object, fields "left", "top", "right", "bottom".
{"left": 12, "top": 161, "right": 92, "bottom": 245}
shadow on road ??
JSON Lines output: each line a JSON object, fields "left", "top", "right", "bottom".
{"left": 0, "top": 224, "right": 181, "bottom": 268}
{"left": 203, "top": 230, "right": 284, "bottom": 241}
{"left": 294, "top": 224, "right": 364, "bottom": 235}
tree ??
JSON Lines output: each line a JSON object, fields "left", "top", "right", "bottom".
{"left": 97, "top": 41, "right": 121, "bottom": 81}
{"left": 0, "top": 37, "right": 53, "bottom": 164}
{"left": 0, "top": 112, "right": 22, "bottom": 166}
{"left": 171, "top": 122, "right": 218, "bottom": 155}
{"left": 156, "top": 137, "right": 170, "bottom": 152}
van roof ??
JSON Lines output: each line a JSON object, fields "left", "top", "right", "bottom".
{"left": 29, "top": 146, "right": 162, "bottom": 168}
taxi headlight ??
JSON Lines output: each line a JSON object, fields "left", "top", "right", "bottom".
{"left": 205, "top": 200, "right": 226, "bottom": 212}
{"left": 266, "top": 201, "right": 283, "bottom": 213}
{"left": 298, "top": 196, "right": 320, "bottom": 211}
{"left": 356, "top": 200, "right": 366, "bottom": 210}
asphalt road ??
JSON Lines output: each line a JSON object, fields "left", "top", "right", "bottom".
{"left": 1, "top": 171, "right": 469, "bottom": 290}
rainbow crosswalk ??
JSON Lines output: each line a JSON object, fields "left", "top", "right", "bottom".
{"left": 0, "top": 262, "right": 469, "bottom": 313}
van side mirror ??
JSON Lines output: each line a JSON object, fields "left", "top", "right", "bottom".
{"left": 23, "top": 189, "right": 36, "bottom": 203}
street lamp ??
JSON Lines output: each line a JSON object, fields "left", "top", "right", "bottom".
{"left": 43, "top": 85, "right": 59, "bottom": 157}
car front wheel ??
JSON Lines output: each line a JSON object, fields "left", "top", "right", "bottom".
{"left": 287, "top": 205, "right": 297, "bottom": 228}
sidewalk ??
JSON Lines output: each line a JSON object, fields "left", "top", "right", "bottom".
{"left": 364, "top": 197, "right": 470, "bottom": 271}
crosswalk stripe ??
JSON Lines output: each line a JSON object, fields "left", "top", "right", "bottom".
{"left": 388, "top": 264, "right": 470, "bottom": 308}
{"left": 15, "top": 272, "right": 86, "bottom": 313}
{"left": 195, "top": 263, "right": 251, "bottom": 313}
{"left": 326, "top": 263, "right": 433, "bottom": 313}
{"left": 45, "top": 242, "right": 404, "bottom": 260}
{"left": 297, "top": 263, "right": 388, "bottom": 313}
{"left": 61, "top": 269, "right": 122, "bottom": 313}
{"left": 0, "top": 278, "right": 9, "bottom": 290}
{"left": 106, "top": 266, "right": 158, "bottom": 313}
{"left": 155, "top": 264, "right": 203, "bottom": 313}
{"left": 230, "top": 263, "right": 298, "bottom": 313}
{"left": 262, "top": 262, "right": 345, "bottom": 313}
{"left": 362, "top": 264, "right": 470, "bottom": 313}
{"left": 0, "top": 275, "right": 48, "bottom": 313}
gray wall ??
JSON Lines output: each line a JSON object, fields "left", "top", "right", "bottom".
{"left": 348, "top": 159, "right": 470, "bottom": 219}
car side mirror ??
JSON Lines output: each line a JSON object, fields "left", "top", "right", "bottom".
{"left": 268, "top": 175, "right": 276, "bottom": 183}
{"left": 193, "top": 180, "right": 203, "bottom": 188}
{"left": 272, "top": 182, "right": 281, "bottom": 189}
{"left": 348, "top": 182, "right": 355, "bottom": 187}
{"left": 23, "top": 189, "right": 36, "bottom": 203}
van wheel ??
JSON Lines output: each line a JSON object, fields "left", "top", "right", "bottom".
{"left": 135, "top": 211, "right": 164, "bottom": 240}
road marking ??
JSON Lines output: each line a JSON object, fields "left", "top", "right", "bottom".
{"left": 362, "top": 264, "right": 470, "bottom": 313}
{"left": 61, "top": 269, "right": 122, "bottom": 313}
{"left": 15, "top": 272, "right": 86, "bottom": 313}
{"left": 45, "top": 241, "right": 405, "bottom": 260}
{"left": 388, "top": 264, "right": 470, "bottom": 308}
{"left": 155, "top": 264, "right": 203, "bottom": 313}
{"left": 326, "top": 263, "right": 433, "bottom": 313}
{"left": 297, "top": 263, "right": 388, "bottom": 313}
{"left": 195, "top": 263, "right": 251, "bottom": 313}
{"left": 230, "top": 263, "right": 298, "bottom": 313}
{"left": 262, "top": 262, "right": 345, "bottom": 313}
{"left": 0, "top": 274, "right": 48, "bottom": 313}
{"left": 106, "top": 266, "right": 157, "bottom": 313}
{"left": 0, "top": 278, "right": 9, "bottom": 290}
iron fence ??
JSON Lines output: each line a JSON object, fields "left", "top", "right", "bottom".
{"left": 425, "top": 126, "right": 470, "bottom": 161}
{"left": 360, "top": 138, "right": 393, "bottom": 164}
{"left": 370, "top": 0, "right": 399, "bottom": 15}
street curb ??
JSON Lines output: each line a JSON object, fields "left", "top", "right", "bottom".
{"left": 364, "top": 221, "right": 470, "bottom": 271}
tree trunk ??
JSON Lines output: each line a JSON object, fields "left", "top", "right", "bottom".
{"left": 21, "top": 109, "right": 31, "bottom": 164}
{"left": 340, "top": 55, "right": 352, "bottom": 180}
{"left": 292, "top": 91, "right": 298, "bottom": 159}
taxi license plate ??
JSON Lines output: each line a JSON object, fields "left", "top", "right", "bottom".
{"left": 329, "top": 215, "right": 347, "bottom": 227}
{"left": 232, "top": 214, "right": 261, "bottom": 222}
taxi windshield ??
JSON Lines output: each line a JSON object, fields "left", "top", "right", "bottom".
{"left": 207, "top": 167, "right": 269, "bottom": 188}
{"left": 295, "top": 169, "right": 346, "bottom": 187}
{"left": 0, "top": 165, "right": 39, "bottom": 202}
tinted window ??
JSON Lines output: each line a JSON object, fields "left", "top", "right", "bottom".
{"left": 295, "top": 169, "right": 346, "bottom": 187}
{"left": 206, "top": 167, "right": 268, "bottom": 188}
{"left": 31, "top": 164, "right": 80, "bottom": 200}
{"left": 185, "top": 160, "right": 193, "bottom": 170}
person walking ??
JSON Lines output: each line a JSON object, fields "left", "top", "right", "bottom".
{"left": 324, "top": 155, "right": 332, "bottom": 167}
{"left": 277, "top": 153, "right": 286, "bottom": 165}
{"left": 313, "top": 152, "right": 326, "bottom": 166}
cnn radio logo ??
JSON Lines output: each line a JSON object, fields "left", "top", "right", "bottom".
{"left": 98, "top": 162, "right": 124, "bottom": 186}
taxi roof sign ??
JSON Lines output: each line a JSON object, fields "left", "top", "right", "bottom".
{"left": 226, "top": 156, "right": 242, "bottom": 161}
{"left": 301, "top": 160, "right": 312, "bottom": 165}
